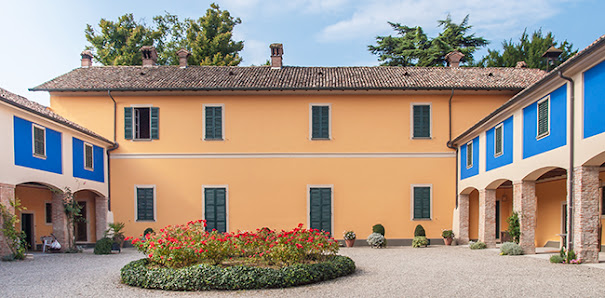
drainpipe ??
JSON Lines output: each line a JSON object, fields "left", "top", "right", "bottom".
{"left": 106, "top": 90, "right": 119, "bottom": 211}
{"left": 558, "top": 71, "right": 574, "bottom": 250}
{"left": 445, "top": 88, "right": 458, "bottom": 208}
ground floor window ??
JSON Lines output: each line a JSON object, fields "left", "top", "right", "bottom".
{"left": 45, "top": 202, "right": 52, "bottom": 224}
{"left": 136, "top": 186, "right": 155, "bottom": 221}
{"left": 412, "top": 185, "right": 432, "bottom": 220}
{"left": 204, "top": 187, "right": 227, "bottom": 233}
{"left": 309, "top": 187, "right": 332, "bottom": 235}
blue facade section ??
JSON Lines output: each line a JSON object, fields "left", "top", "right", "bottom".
{"left": 13, "top": 116, "right": 62, "bottom": 174}
{"left": 486, "top": 116, "right": 514, "bottom": 171}
{"left": 522, "top": 85, "right": 567, "bottom": 159}
{"left": 584, "top": 59, "right": 605, "bottom": 139}
{"left": 72, "top": 138, "right": 105, "bottom": 182}
{"left": 460, "top": 136, "right": 480, "bottom": 179}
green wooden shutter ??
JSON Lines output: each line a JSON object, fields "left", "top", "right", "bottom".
{"left": 413, "top": 105, "right": 430, "bottom": 138}
{"left": 413, "top": 187, "right": 431, "bottom": 219}
{"left": 466, "top": 142, "right": 473, "bottom": 168}
{"left": 538, "top": 99, "right": 549, "bottom": 137}
{"left": 124, "top": 107, "right": 133, "bottom": 140}
{"left": 205, "top": 107, "right": 223, "bottom": 140}
{"left": 309, "top": 188, "right": 331, "bottom": 235}
{"left": 85, "top": 144, "right": 93, "bottom": 169}
{"left": 151, "top": 107, "right": 159, "bottom": 140}
{"left": 312, "top": 106, "right": 329, "bottom": 139}
{"left": 495, "top": 125, "right": 503, "bottom": 155}
{"left": 205, "top": 188, "right": 226, "bottom": 232}
{"left": 33, "top": 126, "right": 45, "bottom": 156}
{"left": 137, "top": 188, "right": 154, "bottom": 221}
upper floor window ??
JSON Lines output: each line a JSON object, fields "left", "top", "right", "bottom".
{"left": 311, "top": 104, "right": 330, "bottom": 140}
{"left": 537, "top": 96, "right": 550, "bottom": 139}
{"left": 124, "top": 107, "right": 159, "bottom": 140}
{"left": 494, "top": 124, "right": 503, "bottom": 157}
{"left": 84, "top": 143, "right": 94, "bottom": 170}
{"left": 32, "top": 124, "right": 46, "bottom": 158}
{"left": 204, "top": 105, "right": 224, "bottom": 140}
{"left": 412, "top": 104, "right": 431, "bottom": 139}
{"left": 466, "top": 140, "right": 473, "bottom": 168}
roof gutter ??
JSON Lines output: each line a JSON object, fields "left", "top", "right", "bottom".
{"left": 558, "top": 71, "right": 574, "bottom": 250}
{"left": 106, "top": 90, "right": 119, "bottom": 212}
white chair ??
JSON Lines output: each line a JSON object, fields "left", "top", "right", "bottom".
{"left": 41, "top": 236, "right": 53, "bottom": 253}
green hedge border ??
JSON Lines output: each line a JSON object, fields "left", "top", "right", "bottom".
{"left": 121, "top": 255, "right": 355, "bottom": 291}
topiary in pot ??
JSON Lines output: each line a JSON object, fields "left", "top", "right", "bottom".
{"left": 412, "top": 236, "right": 428, "bottom": 248}
{"left": 414, "top": 224, "right": 426, "bottom": 237}
{"left": 94, "top": 237, "right": 114, "bottom": 255}
{"left": 366, "top": 232, "right": 385, "bottom": 248}
{"left": 372, "top": 224, "right": 385, "bottom": 236}
{"left": 469, "top": 241, "right": 487, "bottom": 250}
{"left": 500, "top": 242, "right": 523, "bottom": 255}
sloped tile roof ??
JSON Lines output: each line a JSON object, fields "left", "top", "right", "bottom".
{"left": 0, "top": 87, "right": 113, "bottom": 145}
{"left": 31, "top": 66, "right": 546, "bottom": 92}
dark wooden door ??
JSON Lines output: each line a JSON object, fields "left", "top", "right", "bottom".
{"left": 75, "top": 202, "right": 87, "bottom": 242}
{"left": 21, "top": 213, "right": 33, "bottom": 249}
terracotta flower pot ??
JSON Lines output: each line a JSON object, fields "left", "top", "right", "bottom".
{"left": 345, "top": 239, "right": 355, "bottom": 247}
{"left": 444, "top": 237, "right": 453, "bottom": 246}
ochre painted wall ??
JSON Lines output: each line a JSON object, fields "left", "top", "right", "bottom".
{"left": 535, "top": 179, "right": 567, "bottom": 247}
{"left": 15, "top": 186, "right": 53, "bottom": 247}
{"left": 469, "top": 189, "right": 479, "bottom": 240}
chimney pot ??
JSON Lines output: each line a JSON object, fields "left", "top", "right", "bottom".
{"left": 176, "top": 48, "right": 191, "bottom": 68}
{"left": 445, "top": 51, "right": 465, "bottom": 67}
{"left": 515, "top": 61, "right": 528, "bottom": 68}
{"left": 269, "top": 43, "right": 284, "bottom": 69}
{"left": 140, "top": 46, "right": 158, "bottom": 67}
{"left": 81, "top": 50, "right": 93, "bottom": 68}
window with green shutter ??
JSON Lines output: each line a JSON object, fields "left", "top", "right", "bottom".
{"left": 495, "top": 124, "right": 503, "bottom": 157}
{"left": 204, "top": 187, "right": 227, "bottom": 233}
{"left": 84, "top": 143, "right": 94, "bottom": 170}
{"left": 537, "top": 98, "right": 549, "bottom": 138}
{"left": 311, "top": 105, "right": 330, "bottom": 140}
{"left": 204, "top": 106, "right": 224, "bottom": 140}
{"left": 413, "top": 186, "right": 431, "bottom": 220}
{"left": 466, "top": 141, "right": 473, "bottom": 168}
{"left": 413, "top": 104, "right": 431, "bottom": 138}
{"left": 124, "top": 107, "right": 159, "bottom": 140}
{"left": 309, "top": 187, "right": 332, "bottom": 235}
{"left": 33, "top": 124, "right": 46, "bottom": 158}
{"left": 136, "top": 187, "right": 155, "bottom": 221}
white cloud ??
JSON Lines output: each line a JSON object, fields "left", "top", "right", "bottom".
{"left": 241, "top": 39, "right": 271, "bottom": 66}
{"left": 221, "top": 0, "right": 351, "bottom": 17}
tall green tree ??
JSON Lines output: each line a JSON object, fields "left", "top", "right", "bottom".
{"left": 474, "top": 29, "right": 577, "bottom": 70}
{"left": 368, "top": 15, "right": 488, "bottom": 66}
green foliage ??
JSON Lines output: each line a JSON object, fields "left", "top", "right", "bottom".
{"left": 369, "top": 14, "right": 488, "bottom": 66}
{"left": 500, "top": 242, "right": 523, "bottom": 255}
{"left": 372, "top": 224, "right": 385, "bottom": 236}
{"left": 105, "top": 222, "right": 126, "bottom": 246}
{"left": 121, "top": 255, "right": 355, "bottom": 290}
{"left": 469, "top": 241, "right": 487, "bottom": 250}
{"left": 343, "top": 230, "right": 356, "bottom": 240}
{"left": 414, "top": 224, "right": 426, "bottom": 237}
{"left": 559, "top": 247, "right": 566, "bottom": 258}
{"left": 412, "top": 236, "right": 428, "bottom": 248}
{"left": 506, "top": 212, "right": 520, "bottom": 244}
{"left": 566, "top": 249, "right": 576, "bottom": 263}
{"left": 85, "top": 3, "right": 243, "bottom": 66}
{"left": 94, "top": 237, "right": 114, "bottom": 255}
{"left": 0, "top": 197, "right": 27, "bottom": 259}
{"left": 54, "top": 187, "right": 85, "bottom": 252}
{"left": 550, "top": 255, "right": 564, "bottom": 264}
{"left": 366, "top": 232, "right": 385, "bottom": 248}
{"left": 441, "top": 230, "right": 454, "bottom": 238}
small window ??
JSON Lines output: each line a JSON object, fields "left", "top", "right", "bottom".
{"left": 537, "top": 97, "right": 550, "bottom": 139}
{"left": 495, "top": 124, "right": 503, "bottom": 157}
{"left": 412, "top": 186, "right": 431, "bottom": 220}
{"left": 466, "top": 140, "right": 473, "bottom": 168}
{"left": 45, "top": 203, "right": 52, "bottom": 224}
{"left": 311, "top": 105, "right": 330, "bottom": 140}
{"left": 124, "top": 107, "right": 159, "bottom": 140}
{"left": 204, "top": 105, "right": 224, "bottom": 140}
{"left": 32, "top": 124, "right": 46, "bottom": 158}
{"left": 412, "top": 104, "right": 431, "bottom": 138}
{"left": 601, "top": 187, "right": 605, "bottom": 216}
{"left": 84, "top": 143, "right": 94, "bottom": 170}
{"left": 136, "top": 187, "right": 155, "bottom": 221}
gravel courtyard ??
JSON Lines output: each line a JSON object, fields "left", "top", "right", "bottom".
{"left": 1, "top": 246, "right": 605, "bottom": 297}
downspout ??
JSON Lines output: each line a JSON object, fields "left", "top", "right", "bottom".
{"left": 107, "top": 90, "right": 119, "bottom": 211}
{"left": 445, "top": 88, "right": 458, "bottom": 208}
{"left": 558, "top": 71, "right": 574, "bottom": 250}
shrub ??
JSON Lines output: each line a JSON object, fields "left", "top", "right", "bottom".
{"left": 372, "top": 224, "right": 385, "bottom": 236}
{"left": 441, "top": 230, "right": 454, "bottom": 238}
{"left": 94, "top": 237, "right": 114, "bottom": 255}
{"left": 412, "top": 236, "right": 428, "bottom": 248}
{"left": 566, "top": 249, "right": 576, "bottom": 263}
{"left": 0, "top": 198, "right": 27, "bottom": 260}
{"left": 343, "top": 230, "right": 356, "bottom": 240}
{"left": 469, "top": 241, "right": 486, "bottom": 250}
{"left": 550, "top": 255, "right": 564, "bottom": 264}
{"left": 414, "top": 225, "right": 426, "bottom": 237}
{"left": 143, "top": 228, "right": 154, "bottom": 238}
{"left": 500, "top": 242, "right": 523, "bottom": 255}
{"left": 366, "top": 233, "right": 385, "bottom": 248}
{"left": 506, "top": 212, "right": 520, "bottom": 244}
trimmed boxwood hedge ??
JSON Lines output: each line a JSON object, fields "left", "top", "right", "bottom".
{"left": 121, "top": 255, "right": 355, "bottom": 291}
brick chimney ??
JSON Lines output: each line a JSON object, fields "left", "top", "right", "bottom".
{"left": 515, "top": 61, "right": 527, "bottom": 68}
{"left": 270, "top": 43, "right": 284, "bottom": 69}
{"left": 445, "top": 51, "right": 465, "bottom": 67}
{"left": 140, "top": 46, "right": 158, "bottom": 67}
{"left": 81, "top": 50, "right": 93, "bottom": 68}
{"left": 176, "top": 49, "right": 190, "bottom": 68}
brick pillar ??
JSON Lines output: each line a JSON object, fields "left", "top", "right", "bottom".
{"left": 457, "top": 194, "right": 470, "bottom": 244}
{"left": 0, "top": 183, "right": 16, "bottom": 256}
{"left": 95, "top": 196, "right": 108, "bottom": 241}
{"left": 513, "top": 180, "right": 536, "bottom": 254}
{"left": 52, "top": 192, "right": 68, "bottom": 250}
{"left": 478, "top": 189, "right": 497, "bottom": 247}
{"left": 573, "top": 166, "right": 600, "bottom": 263}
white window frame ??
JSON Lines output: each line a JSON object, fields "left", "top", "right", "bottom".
{"left": 536, "top": 96, "right": 550, "bottom": 140}
{"left": 494, "top": 123, "right": 504, "bottom": 157}
{"left": 203, "top": 104, "right": 226, "bottom": 141}
{"left": 32, "top": 124, "right": 46, "bottom": 159}
{"left": 410, "top": 184, "right": 433, "bottom": 221}
{"left": 410, "top": 103, "right": 432, "bottom": 139}
{"left": 201, "top": 185, "right": 229, "bottom": 232}
{"left": 130, "top": 104, "right": 153, "bottom": 141}
{"left": 44, "top": 201, "right": 52, "bottom": 225}
{"left": 84, "top": 142, "right": 94, "bottom": 171}
{"left": 306, "top": 184, "right": 334, "bottom": 235}
{"left": 466, "top": 140, "right": 473, "bottom": 169}
{"left": 134, "top": 185, "right": 156, "bottom": 222}
{"left": 309, "top": 104, "right": 332, "bottom": 140}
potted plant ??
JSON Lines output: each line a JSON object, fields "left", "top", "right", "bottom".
{"left": 442, "top": 229, "right": 454, "bottom": 246}
{"left": 343, "top": 230, "right": 356, "bottom": 247}
{"left": 105, "top": 222, "right": 126, "bottom": 250}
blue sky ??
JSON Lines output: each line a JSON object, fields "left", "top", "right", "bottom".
{"left": 1, "top": 0, "right": 603, "bottom": 105}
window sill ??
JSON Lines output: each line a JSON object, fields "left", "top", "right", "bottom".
{"left": 33, "top": 154, "right": 47, "bottom": 160}
{"left": 412, "top": 137, "right": 432, "bottom": 140}
{"left": 204, "top": 138, "right": 224, "bottom": 141}
{"left": 136, "top": 219, "right": 156, "bottom": 222}
{"left": 311, "top": 138, "right": 331, "bottom": 141}
{"left": 132, "top": 138, "right": 153, "bottom": 142}
{"left": 536, "top": 132, "right": 550, "bottom": 140}
{"left": 494, "top": 152, "right": 503, "bottom": 158}
{"left": 412, "top": 218, "right": 432, "bottom": 221}
{"left": 84, "top": 167, "right": 94, "bottom": 172}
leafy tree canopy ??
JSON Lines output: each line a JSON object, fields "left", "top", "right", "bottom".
{"left": 368, "top": 15, "right": 488, "bottom": 66}
{"left": 85, "top": 3, "right": 243, "bottom": 66}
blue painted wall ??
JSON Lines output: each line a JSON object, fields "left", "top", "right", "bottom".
{"left": 584, "top": 59, "right": 605, "bottom": 139}
{"left": 486, "top": 116, "right": 514, "bottom": 171}
{"left": 522, "top": 85, "right": 567, "bottom": 159}
{"left": 460, "top": 136, "right": 479, "bottom": 179}
{"left": 72, "top": 138, "right": 105, "bottom": 182}
{"left": 13, "top": 116, "right": 62, "bottom": 174}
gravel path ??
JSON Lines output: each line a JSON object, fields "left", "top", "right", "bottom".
{"left": 1, "top": 246, "right": 605, "bottom": 297}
